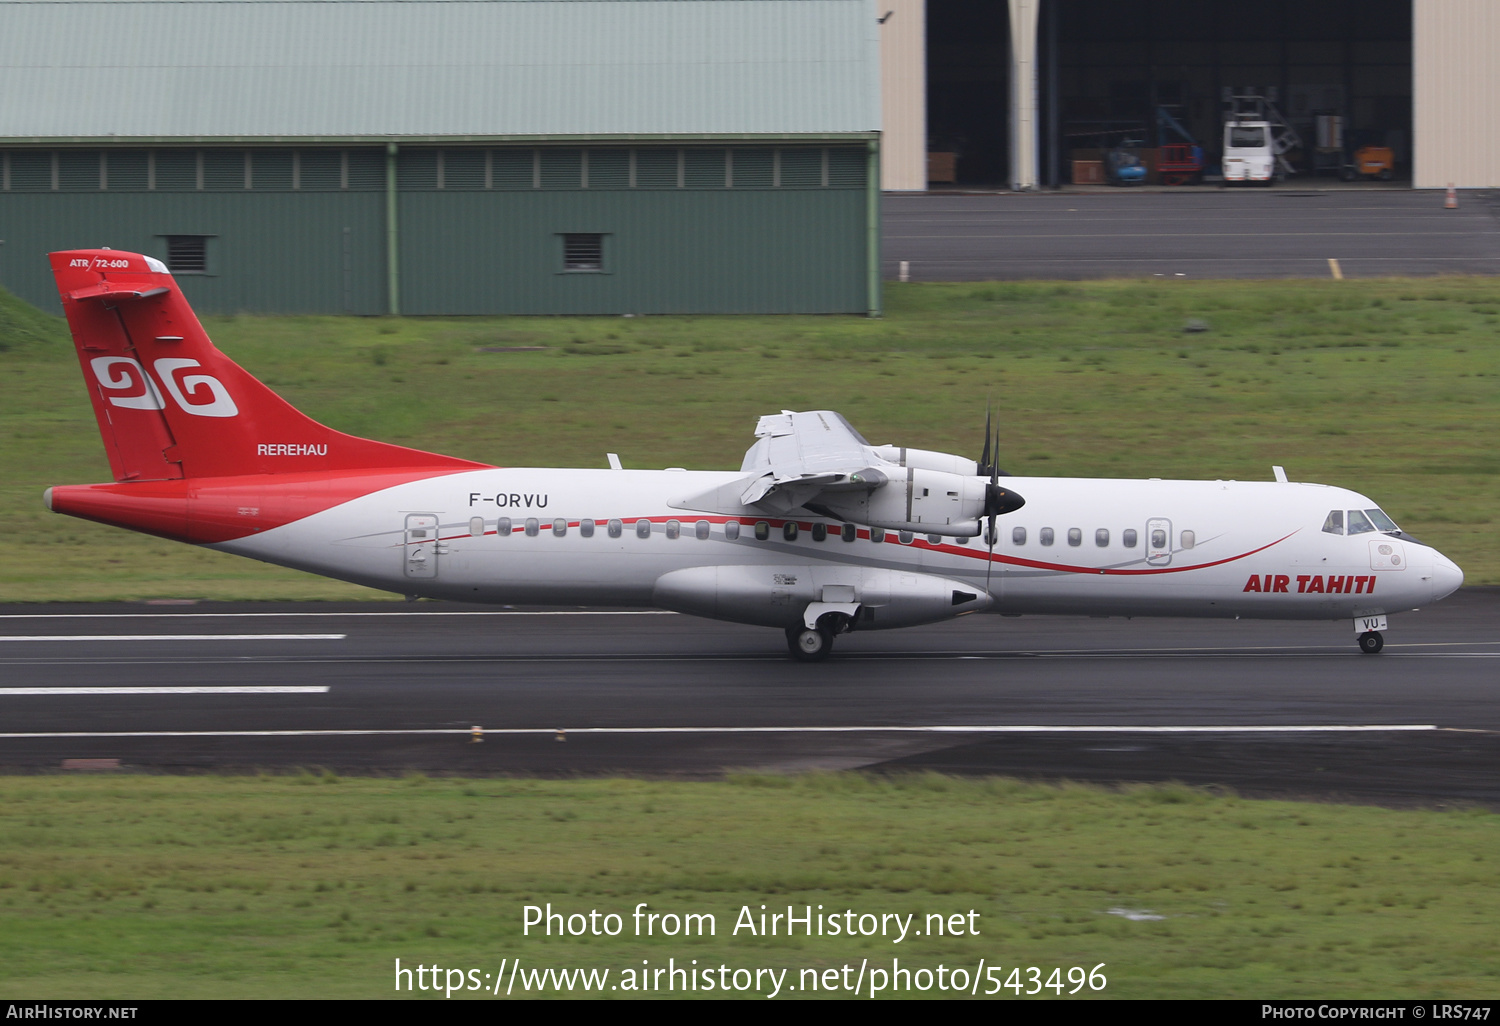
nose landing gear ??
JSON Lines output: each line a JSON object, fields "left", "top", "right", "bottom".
{"left": 1358, "top": 630, "right": 1384, "bottom": 654}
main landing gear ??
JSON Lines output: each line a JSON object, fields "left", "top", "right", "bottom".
{"left": 1358, "top": 631, "right": 1384, "bottom": 655}
{"left": 785, "top": 612, "right": 853, "bottom": 662}
{"left": 786, "top": 625, "right": 833, "bottom": 662}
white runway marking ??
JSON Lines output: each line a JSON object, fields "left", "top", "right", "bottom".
{"left": 0, "top": 634, "right": 346, "bottom": 642}
{"left": 0, "top": 724, "right": 1437, "bottom": 739}
{"left": 0, "top": 612, "right": 676, "bottom": 619}
{"left": 1, "top": 686, "right": 330, "bottom": 696}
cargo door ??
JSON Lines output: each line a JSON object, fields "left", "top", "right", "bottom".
{"left": 404, "top": 514, "right": 440, "bottom": 579}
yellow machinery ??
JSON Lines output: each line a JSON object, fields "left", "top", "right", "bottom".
{"left": 1343, "top": 145, "right": 1395, "bottom": 181}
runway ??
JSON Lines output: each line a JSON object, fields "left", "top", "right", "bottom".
{"left": 2, "top": 590, "right": 1497, "bottom": 807}
{"left": 883, "top": 190, "right": 1500, "bottom": 280}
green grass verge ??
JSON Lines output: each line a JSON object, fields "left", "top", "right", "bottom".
{"left": 1, "top": 773, "right": 1496, "bottom": 998}
{"left": 2, "top": 276, "right": 1497, "bottom": 600}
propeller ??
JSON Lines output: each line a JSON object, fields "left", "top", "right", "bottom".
{"left": 977, "top": 415, "right": 1024, "bottom": 594}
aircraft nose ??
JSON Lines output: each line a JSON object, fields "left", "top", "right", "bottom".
{"left": 1430, "top": 551, "right": 1465, "bottom": 602}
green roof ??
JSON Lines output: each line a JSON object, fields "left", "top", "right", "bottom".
{"left": 0, "top": 0, "right": 879, "bottom": 142}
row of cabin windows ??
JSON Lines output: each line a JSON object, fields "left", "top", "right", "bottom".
{"left": 1009, "top": 526, "right": 1196, "bottom": 550}
{"left": 464, "top": 518, "right": 1196, "bottom": 551}
{"left": 466, "top": 518, "right": 956, "bottom": 546}
{"left": 0, "top": 147, "right": 867, "bottom": 192}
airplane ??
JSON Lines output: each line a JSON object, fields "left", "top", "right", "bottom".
{"left": 43, "top": 248, "right": 1465, "bottom": 661}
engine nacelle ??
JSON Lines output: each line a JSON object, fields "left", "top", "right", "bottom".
{"left": 869, "top": 445, "right": 978, "bottom": 477}
{"left": 653, "top": 564, "right": 990, "bottom": 630}
{"left": 813, "top": 468, "right": 987, "bottom": 536}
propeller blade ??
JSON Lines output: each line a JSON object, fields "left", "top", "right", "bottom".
{"left": 979, "top": 407, "right": 992, "bottom": 477}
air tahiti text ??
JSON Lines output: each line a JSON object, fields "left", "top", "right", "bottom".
{"left": 469, "top": 492, "right": 550, "bottom": 509}
{"left": 1243, "top": 574, "right": 1378, "bottom": 595}
{"left": 257, "top": 444, "right": 328, "bottom": 456}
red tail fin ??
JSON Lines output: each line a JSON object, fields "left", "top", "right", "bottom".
{"left": 50, "top": 249, "right": 486, "bottom": 481}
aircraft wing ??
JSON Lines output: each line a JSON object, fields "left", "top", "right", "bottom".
{"left": 736, "top": 410, "right": 886, "bottom": 513}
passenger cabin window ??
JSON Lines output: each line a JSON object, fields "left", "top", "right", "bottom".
{"left": 1150, "top": 528, "right": 1167, "bottom": 549}
{"left": 695, "top": 520, "right": 710, "bottom": 540}
{"left": 469, "top": 517, "right": 485, "bottom": 538}
{"left": 1040, "top": 527, "right": 1054, "bottom": 546}
{"left": 1012, "top": 526, "right": 1027, "bottom": 545}
{"left": 725, "top": 521, "right": 741, "bottom": 541}
{"left": 553, "top": 518, "right": 567, "bottom": 537}
{"left": 1095, "top": 528, "right": 1109, "bottom": 547}
{"left": 812, "top": 523, "right": 827, "bottom": 542}
{"left": 607, "top": 518, "right": 622, "bottom": 538}
{"left": 927, "top": 534, "right": 942, "bottom": 545}
{"left": 755, "top": 521, "right": 770, "bottom": 541}
{"left": 841, "top": 524, "right": 856, "bottom": 542}
{"left": 955, "top": 534, "right": 969, "bottom": 546}
{"left": 1322, "top": 510, "right": 1344, "bottom": 535}
{"left": 635, "top": 519, "right": 651, "bottom": 539}
{"left": 1122, "top": 529, "right": 1137, "bottom": 547}
{"left": 783, "top": 522, "right": 798, "bottom": 541}
{"left": 497, "top": 517, "right": 512, "bottom": 536}
{"left": 1067, "top": 528, "right": 1082, "bottom": 547}
{"left": 580, "top": 518, "right": 595, "bottom": 538}
{"left": 898, "top": 531, "right": 914, "bottom": 544}
{"left": 870, "top": 527, "right": 885, "bottom": 543}
{"left": 1346, "top": 510, "right": 1376, "bottom": 535}
{"left": 1180, "top": 530, "right": 1195, "bottom": 549}
{"left": 525, "top": 518, "right": 540, "bottom": 537}
{"left": 665, "top": 520, "right": 680, "bottom": 539}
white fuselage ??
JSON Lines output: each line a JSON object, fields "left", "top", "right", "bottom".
{"left": 215, "top": 468, "right": 1461, "bottom": 625}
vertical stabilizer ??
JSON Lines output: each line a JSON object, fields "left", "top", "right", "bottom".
{"left": 50, "top": 250, "right": 487, "bottom": 480}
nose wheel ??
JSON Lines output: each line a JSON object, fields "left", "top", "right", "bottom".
{"left": 1358, "top": 630, "right": 1384, "bottom": 654}
{"left": 786, "top": 625, "right": 833, "bottom": 662}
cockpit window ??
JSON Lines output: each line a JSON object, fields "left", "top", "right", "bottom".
{"left": 1346, "top": 510, "right": 1376, "bottom": 535}
{"left": 1365, "top": 508, "right": 1400, "bottom": 533}
{"left": 1321, "top": 510, "right": 1344, "bottom": 535}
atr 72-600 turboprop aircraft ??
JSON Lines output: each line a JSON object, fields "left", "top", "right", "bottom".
{"left": 44, "top": 249, "right": 1464, "bottom": 660}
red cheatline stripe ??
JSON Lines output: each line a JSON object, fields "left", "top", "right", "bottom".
{"left": 428, "top": 515, "right": 1299, "bottom": 579}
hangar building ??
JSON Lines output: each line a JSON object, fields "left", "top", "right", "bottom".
{"left": 877, "top": 0, "right": 1500, "bottom": 192}
{"left": 0, "top": 0, "right": 881, "bottom": 316}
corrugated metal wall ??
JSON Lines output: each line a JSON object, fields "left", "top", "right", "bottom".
{"left": 400, "top": 189, "right": 867, "bottom": 315}
{"left": 879, "top": 0, "right": 926, "bottom": 191}
{"left": 0, "top": 190, "right": 388, "bottom": 315}
{"left": 1413, "top": 0, "right": 1500, "bottom": 189}
{"left": 0, "top": 145, "right": 871, "bottom": 315}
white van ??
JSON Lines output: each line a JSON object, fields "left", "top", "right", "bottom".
{"left": 1222, "top": 120, "right": 1275, "bottom": 185}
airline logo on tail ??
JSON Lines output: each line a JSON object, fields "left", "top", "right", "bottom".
{"left": 90, "top": 357, "right": 238, "bottom": 417}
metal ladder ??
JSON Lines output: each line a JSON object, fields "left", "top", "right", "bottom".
{"left": 1224, "top": 90, "right": 1302, "bottom": 177}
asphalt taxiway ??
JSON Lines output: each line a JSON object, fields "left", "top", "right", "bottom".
{"left": 2, "top": 590, "right": 1496, "bottom": 806}
{"left": 883, "top": 190, "right": 1500, "bottom": 280}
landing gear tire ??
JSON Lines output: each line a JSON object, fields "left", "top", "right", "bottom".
{"left": 1358, "top": 630, "right": 1384, "bottom": 654}
{"left": 786, "top": 625, "right": 833, "bottom": 662}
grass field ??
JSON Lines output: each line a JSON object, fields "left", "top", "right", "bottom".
{"left": 2, "top": 276, "right": 1497, "bottom": 600}
{"left": 1, "top": 773, "right": 1495, "bottom": 999}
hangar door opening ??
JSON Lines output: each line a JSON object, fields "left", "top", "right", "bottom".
{"left": 925, "top": 0, "right": 1412, "bottom": 188}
